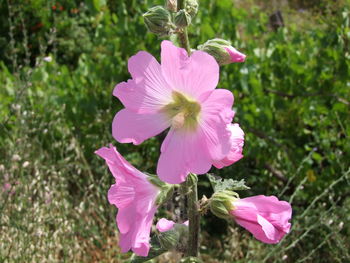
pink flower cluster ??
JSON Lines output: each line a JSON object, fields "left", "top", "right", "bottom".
{"left": 96, "top": 40, "right": 292, "bottom": 256}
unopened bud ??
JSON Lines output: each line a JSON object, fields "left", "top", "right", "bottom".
{"left": 198, "top": 38, "right": 246, "bottom": 65}
{"left": 158, "top": 223, "right": 188, "bottom": 250}
{"left": 174, "top": 9, "right": 192, "bottom": 28}
{"left": 185, "top": 0, "right": 198, "bottom": 18}
{"left": 209, "top": 190, "right": 238, "bottom": 219}
{"left": 143, "top": 6, "right": 172, "bottom": 36}
{"left": 166, "top": 0, "right": 177, "bottom": 12}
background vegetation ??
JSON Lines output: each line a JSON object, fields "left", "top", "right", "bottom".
{"left": 0, "top": 0, "right": 349, "bottom": 262}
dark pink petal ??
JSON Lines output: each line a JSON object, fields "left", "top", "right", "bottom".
{"left": 114, "top": 51, "right": 173, "bottom": 113}
{"left": 112, "top": 109, "right": 170, "bottom": 145}
{"left": 161, "top": 40, "right": 219, "bottom": 100}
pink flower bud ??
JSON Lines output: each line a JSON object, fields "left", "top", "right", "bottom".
{"left": 231, "top": 195, "right": 292, "bottom": 244}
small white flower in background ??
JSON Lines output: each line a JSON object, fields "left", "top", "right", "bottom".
{"left": 0, "top": 164, "right": 4, "bottom": 172}
{"left": 282, "top": 255, "right": 288, "bottom": 260}
{"left": 339, "top": 222, "right": 344, "bottom": 229}
{"left": 12, "top": 154, "right": 21, "bottom": 162}
{"left": 22, "top": 161, "right": 30, "bottom": 168}
{"left": 43, "top": 56, "right": 52, "bottom": 62}
{"left": 328, "top": 219, "right": 333, "bottom": 225}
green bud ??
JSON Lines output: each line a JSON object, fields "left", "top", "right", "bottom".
{"left": 143, "top": 6, "right": 172, "bottom": 36}
{"left": 209, "top": 190, "right": 238, "bottom": 219}
{"left": 186, "top": 173, "right": 198, "bottom": 188}
{"left": 185, "top": 0, "right": 198, "bottom": 18}
{"left": 174, "top": 9, "right": 192, "bottom": 28}
{"left": 166, "top": 0, "right": 177, "bottom": 12}
{"left": 158, "top": 223, "right": 188, "bottom": 250}
{"left": 198, "top": 38, "right": 232, "bottom": 65}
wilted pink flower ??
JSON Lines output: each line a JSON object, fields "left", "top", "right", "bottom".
{"left": 225, "top": 47, "right": 246, "bottom": 63}
{"left": 113, "top": 40, "right": 239, "bottom": 184}
{"left": 95, "top": 144, "right": 160, "bottom": 257}
{"left": 231, "top": 195, "right": 292, "bottom": 244}
{"left": 156, "top": 218, "right": 189, "bottom": 232}
{"left": 213, "top": 123, "right": 244, "bottom": 169}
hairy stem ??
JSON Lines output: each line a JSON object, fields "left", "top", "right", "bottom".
{"left": 186, "top": 174, "right": 200, "bottom": 257}
{"left": 177, "top": 0, "right": 191, "bottom": 55}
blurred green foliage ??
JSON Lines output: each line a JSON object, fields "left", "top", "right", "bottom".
{"left": 0, "top": 0, "right": 349, "bottom": 262}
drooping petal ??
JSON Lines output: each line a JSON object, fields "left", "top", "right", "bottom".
{"left": 161, "top": 40, "right": 219, "bottom": 99}
{"left": 112, "top": 109, "right": 170, "bottom": 145}
{"left": 157, "top": 128, "right": 212, "bottom": 184}
{"left": 95, "top": 145, "right": 160, "bottom": 257}
{"left": 114, "top": 51, "right": 173, "bottom": 113}
{"left": 200, "top": 89, "right": 234, "bottom": 161}
{"left": 213, "top": 123, "right": 244, "bottom": 169}
{"left": 95, "top": 145, "right": 146, "bottom": 181}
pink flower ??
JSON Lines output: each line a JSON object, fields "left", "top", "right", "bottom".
{"left": 113, "top": 40, "right": 239, "bottom": 184}
{"left": 156, "top": 218, "right": 189, "bottom": 232}
{"left": 231, "top": 195, "right": 292, "bottom": 244}
{"left": 225, "top": 47, "right": 246, "bottom": 63}
{"left": 95, "top": 144, "right": 160, "bottom": 257}
{"left": 213, "top": 123, "right": 244, "bottom": 169}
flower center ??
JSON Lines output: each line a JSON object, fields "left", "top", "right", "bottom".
{"left": 161, "top": 91, "right": 201, "bottom": 130}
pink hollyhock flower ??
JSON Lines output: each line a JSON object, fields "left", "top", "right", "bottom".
{"left": 95, "top": 144, "right": 160, "bottom": 257}
{"left": 113, "top": 40, "right": 239, "bottom": 184}
{"left": 231, "top": 195, "right": 292, "bottom": 244}
{"left": 212, "top": 123, "right": 244, "bottom": 169}
{"left": 156, "top": 218, "right": 189, "bottom": 232}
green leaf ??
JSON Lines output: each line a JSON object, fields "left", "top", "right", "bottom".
{"left": 207, "top": 174, "right": 250, "bottom": 192}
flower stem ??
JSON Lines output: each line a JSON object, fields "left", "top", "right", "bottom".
{"left": 177, "top": 0, "right": 191, "bottom": 55}
{"left": 186, "top": 173, "right": 200, "bottom": 257}
{"left": 176, "top": 0, "right": 198, "bottom": 256}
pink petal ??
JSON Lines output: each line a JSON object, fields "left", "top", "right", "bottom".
{"left": 157, "top": 129, "right": 212, "bottom": 184}
{"left": 161, "top": 40, "right": 219, "bottom": 100}
{"left": 225, "top": 47, "right": 246, "bottom": 63}
{"left": 95, "top": 145, "right": 146, "bottom": 181}
{"left": 200, "top": 89, "right": 235, "bottom": 161}
{"left": 114, "top": 51, "right": 173, "bottom": 113}
{"left": 156, "top": 218, "right": 175, "bottom": 232}
{"left": 232, "top": 195, "right": 292, "bottom": 244}
{"left": 112, "top": 109, "right": 170, "bottom": 145}
{"left": 213, "top": 123, "right": 244, "bottom": 169}
{"left": 107, "top": 183, "right": 135, "bottom": 209}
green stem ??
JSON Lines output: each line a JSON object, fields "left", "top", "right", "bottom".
{"left": 177, "top": 0, "right": 191, "bottom": 55}
{"left": 176, "top": 0, "right": 198, "bottom": 256}
{"left": 186, "top": 174, "right": 200, "bottom": 257}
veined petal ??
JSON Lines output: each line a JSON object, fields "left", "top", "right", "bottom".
{"left": 200, "top": 89, "right": 234, "bottom": 161}
{"left": 161, "top": 40, "right": 219, "bottom": 99}
{"left": 114, "top": 51, "right": 173, "bottom": 113}
{"left": 112, "top": 109, "right": 170, "bottom": 145}
{"left": 157, "top": 129, "right": 212, "bottom": 184}
{"left": 108, "top": 183, "right": 135, "bottom": 209}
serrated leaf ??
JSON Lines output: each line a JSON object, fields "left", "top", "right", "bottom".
{"left": 207, "top": 174, "right": 250, "bottom": 192}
